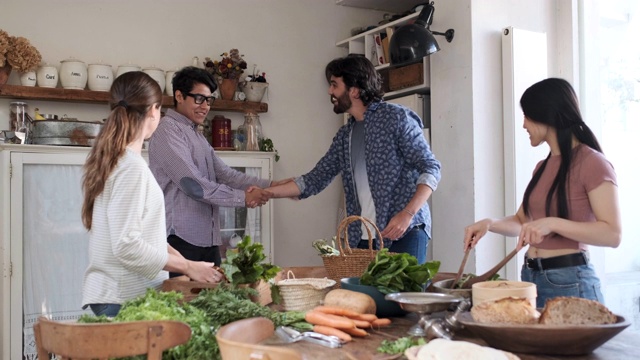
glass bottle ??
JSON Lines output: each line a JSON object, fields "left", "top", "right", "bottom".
{"left": 242, "top": 112, "right": 263, "bottom": 151}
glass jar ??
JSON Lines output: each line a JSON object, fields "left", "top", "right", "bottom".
{"left": 10, "top": 101, "right": 30, "bottom": 144}
{"left": 242, "top": 112, "right": 262, "bottom": 151}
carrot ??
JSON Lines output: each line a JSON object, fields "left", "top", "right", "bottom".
{"left": 351, "top": 319, "right": 372, "bottom": 328}
{"left": 351, "top": 313, "right": 378, "bottom": 322}
{"left": 305, "top": 311, "right": 356, "bottom": 330}
{"left": 313, "top": 305, "right": 363, "bottom": 318}
{"left": 341, "top": 326, "right": 369, "bottom": 337}
{"left": 313, "top": 305, "right": 378, "bottom": 322}
{"left": 370, "top": 318, "right": 392, "bottom": 327}
{"left": 313, "top": 325, "right": 352, "bottom": 342}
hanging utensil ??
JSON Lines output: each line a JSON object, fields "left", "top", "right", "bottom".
{"left": 449, "top": 247, "right": 471, "bottom": 289}
{"left": 459, "top": 246, "right": 525, "bottom": 289}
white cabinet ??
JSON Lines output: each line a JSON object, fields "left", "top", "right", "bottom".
{"left": 336, "top": 10, "right": 430, "bottom": 99}
{"left": 0, "top": 144, "right": 274, "bottom": 360}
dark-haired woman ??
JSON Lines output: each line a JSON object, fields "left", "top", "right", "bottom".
{"left": 81, "top": 72, "right": 222, "bottom": 317}
{"left": 463, "top": 78, "right": 621, "bottom": 307}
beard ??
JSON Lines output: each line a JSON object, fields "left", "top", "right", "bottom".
{"left": 331, "top": 92, "right": 352, "bottom": 114}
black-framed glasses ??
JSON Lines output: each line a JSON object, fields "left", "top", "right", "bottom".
{"left": 186, "top": 92, "right": 215, "bottom": 106}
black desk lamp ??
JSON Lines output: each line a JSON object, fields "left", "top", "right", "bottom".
{"left": 389, "top": 2, "right": 455, "bottom": 66}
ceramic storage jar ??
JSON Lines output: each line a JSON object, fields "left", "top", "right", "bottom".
{"left": 87, "top": 63, "right": 114, "bottom": 91}
{"left": 59, "top": 58, "right": 88, "bottom": 90}
{"left": 37, "top": 64, "right": 58, "bottom": 88}
{"left": 143, "top": 66, "right": 166, "bottom": 93}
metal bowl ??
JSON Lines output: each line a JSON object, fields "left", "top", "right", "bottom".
{"left": 385, "top": 292, "right": 463, "bottom": 314}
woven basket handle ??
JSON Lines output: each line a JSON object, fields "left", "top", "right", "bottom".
{"left": 335, "top": 215, "right": 384, "bottom": 257}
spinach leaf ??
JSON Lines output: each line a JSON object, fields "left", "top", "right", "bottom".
{"left": 360, "top": 249, "right": 440, "bottom": 294}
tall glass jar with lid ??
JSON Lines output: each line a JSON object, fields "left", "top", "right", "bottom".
{"left": 10, "top": 101, "right": 31, "bottom": 144}
{"left": 242, "top": 111, "right": 263, "bottom": 151}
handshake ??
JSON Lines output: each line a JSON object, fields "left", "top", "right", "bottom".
{"left": 244, "top": 178, "right": 296, "bottom": 208}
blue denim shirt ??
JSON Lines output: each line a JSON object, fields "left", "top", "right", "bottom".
{"left": 295, "top": 101, "right": 441, "bottom": 249}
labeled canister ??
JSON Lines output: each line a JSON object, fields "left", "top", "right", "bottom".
{"left": 212, "top": 115, "right": 231, "bottom": 148}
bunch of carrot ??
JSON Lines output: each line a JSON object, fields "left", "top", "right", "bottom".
{"left": 304, "top": 305, "right": 392, "bottom": 342}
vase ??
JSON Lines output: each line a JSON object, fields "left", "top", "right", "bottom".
{"left": 0, "top": 64, "right": 12, "bottom": 85}
{"left": 219, "top": 78, "right": 238, "bottom": 100}
{"left": 20, "top": 71, "right": 37, "bottom": 87}
{"left": 242, "top": 82, "right": 269, "bottom": 102}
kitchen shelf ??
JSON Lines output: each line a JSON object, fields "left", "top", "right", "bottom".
{"left": 336, "top": 10, "right": 429, "bottom": 99}
{"left": 0, "top": 84, "right": 268, "bottom": 113}
{"left": 335, "top": 0, "right": 424, "bottom": 13}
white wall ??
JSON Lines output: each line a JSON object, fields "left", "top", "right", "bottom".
{"left": 431, "top": 0, "right": 561, "bottom": 274}
{"left": 0, "top": 0, "right": 385, "bottom": 267}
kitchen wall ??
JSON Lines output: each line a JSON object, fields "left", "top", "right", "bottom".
{"left": 0, "top": 0, "right": 386, "bottom": 267}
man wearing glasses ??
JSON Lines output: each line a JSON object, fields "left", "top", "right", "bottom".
{"left": 148, "top": 66, "right": 272, "bottom": 277}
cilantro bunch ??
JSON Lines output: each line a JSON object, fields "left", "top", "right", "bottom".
{"left": 360, "top": 249, "right": 441, "bottom": 294}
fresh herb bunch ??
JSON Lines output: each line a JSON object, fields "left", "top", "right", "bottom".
{"left": 360, "top": 249, "right": 441, "bottom": 294}
{"left": 377, "top": 336, "right": 426, "bottom": 355}
{"left": 220, "top": 235, "right": 281, "bottom": 285}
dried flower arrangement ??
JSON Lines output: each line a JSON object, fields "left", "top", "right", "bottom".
{"left": 0, "top": 30, "right": 42, "bottom": 73}
{"left": 246, "top": 64, "right": 267, "bottom": 83}
{"left": 204, "top": 48, "right": 247, "bottom": 80}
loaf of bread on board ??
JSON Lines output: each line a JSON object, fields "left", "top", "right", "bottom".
{"left": 471, "top": 297, "right": 540, "bottom": 324}
{"left": 539, "top": 296, "right": 617, "bottom": 325}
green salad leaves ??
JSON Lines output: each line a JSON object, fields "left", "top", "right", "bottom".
{"left": 377, "top": 336, "right": 427, "bottom": 355}
{"left": 220, "top": 235, "right": 280, "bottom": 285}
{"left": 360, "top": 249, "right": 440, "bottom": 294}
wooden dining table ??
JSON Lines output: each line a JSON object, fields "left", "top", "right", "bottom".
{"left": 271, "top": 314, "right": 639, "bottom": 360}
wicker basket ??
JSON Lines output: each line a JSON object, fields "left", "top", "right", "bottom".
{"left": 277, "top": 270, "right": 336, "bottom": 311}
{"left": 320, "top": 215, "right": 390, "bottom": 287}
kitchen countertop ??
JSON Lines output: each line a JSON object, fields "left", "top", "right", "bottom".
{"left": 272, "top": 314, "right": 639, "bottom": 360}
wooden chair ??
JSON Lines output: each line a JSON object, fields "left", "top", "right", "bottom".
{"left": 216, "top": 317, "right": 302, "bottom": 360}
{"left": 33, "top": 316, "right": 191, "bottom": 360}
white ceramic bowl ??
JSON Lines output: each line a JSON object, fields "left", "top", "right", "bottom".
{"left": 59, "top": 58, "right": 87, "bottom": 90}
{"left": 116, "top": 64, "right": 141, "bottom": 78}
{"left": 472, "top": 280, "right": 537, "bottom": 308}
{"left": 143, "top": 66, "right": 165, "bottom": 93}
{"left": 37, "top": 65, "right": 58, "bottom": 88}
{"left": 242, "top": 82, "right": 268, "bottom": 102}
{"left": 87, "top": 64, "right": 114, "bottom": 91}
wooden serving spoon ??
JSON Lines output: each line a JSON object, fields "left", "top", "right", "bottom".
{"left": 459, "top": 247, "right": 524, "bottom": 289}
{"left": 449, "top": 247, "right": 471, "bottom": 289}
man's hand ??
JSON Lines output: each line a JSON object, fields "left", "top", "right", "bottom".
{"left": 245, "top": 186, "right": 273, "bottom": 208}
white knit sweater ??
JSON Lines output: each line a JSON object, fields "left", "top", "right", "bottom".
{"left": 82, "top": 149, "right": 168, "bottom": 307}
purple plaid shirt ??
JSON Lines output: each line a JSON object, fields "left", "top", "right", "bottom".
{"left": 148, "top": 109, "right": 270, "bottom": 247}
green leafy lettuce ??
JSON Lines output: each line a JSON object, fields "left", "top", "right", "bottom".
{"left": 360, "top": 249, "right": 440, "bottom": 294}
{"left": 220, "top": 235, "right": 281, "bottom": 285}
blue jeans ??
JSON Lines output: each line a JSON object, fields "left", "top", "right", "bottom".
{"left": 521, "top": 260, "right": 604, "bottom": 308}
{"left": 89, "top": 303, "right": 122, "bottom": 317}
{"left": 357, "top": 224, "right": 429, "bottom": 264}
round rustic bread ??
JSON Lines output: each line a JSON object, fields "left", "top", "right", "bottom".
{"left": 470, "top": 297, "right": 540, "bottom": 324}
{"left": 539, "top": 296, "right": 617, "bottom": 325}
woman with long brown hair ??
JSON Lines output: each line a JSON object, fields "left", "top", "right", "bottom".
{"left": 81, "top": 72, "right": 223, "bottom": 317}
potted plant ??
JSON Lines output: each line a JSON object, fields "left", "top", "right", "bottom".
{"left": 241, "top": 65, "right": 269, "bottom": 102}
{"left": 0, "top": 29, "right": 42, "bottom": 86}
{"left": 204, "top": 48, "right": 247, "bottom": 100}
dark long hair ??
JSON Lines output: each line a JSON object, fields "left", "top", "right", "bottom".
{"left": 81, "top": 71, "right": 162, "bottom": 229}
{"left": 520, "top": 78, "right": 602, "bottom": 219}
{"left": 325, "top": 54, "right": 384, "bottom": 105}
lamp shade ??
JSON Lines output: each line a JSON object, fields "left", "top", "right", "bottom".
{"left": 389, "top": 3, "right": 440, "bottom": 66}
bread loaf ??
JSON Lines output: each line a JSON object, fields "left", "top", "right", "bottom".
{"left": 471, "top": 297, "right": 540, "bottom": 324}
{"left": 539, "top": 297, "right": 617, "bottom": 325}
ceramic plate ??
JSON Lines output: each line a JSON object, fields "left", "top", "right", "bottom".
{"left": 458, "top": 312, "right": 631, "bottom": 355}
